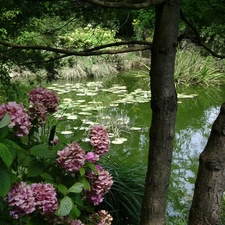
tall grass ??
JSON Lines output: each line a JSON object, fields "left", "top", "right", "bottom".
{"left": 58, "top": 56, "right": 119, "bottom": 79}
{"left": 175, "top": 50, "right": 224, "bottom": 86}
{"left": 135, "top": 49, "right": 225, "bottom": 87}
{"left": 100, "top": 151, "right": 146, "bottom": 225}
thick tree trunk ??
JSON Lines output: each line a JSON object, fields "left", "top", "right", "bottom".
{"left": 188, "top": 102, "right": 225, "bottom": 225}
{"left": 140, "top": 1, "right": 180, "bottom": 225}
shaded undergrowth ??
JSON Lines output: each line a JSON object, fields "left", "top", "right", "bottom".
{"left": 99, "top": 151, "right": 146, "bottom": 225}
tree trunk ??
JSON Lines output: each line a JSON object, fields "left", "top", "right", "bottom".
{"left": 140, "top": 1, "right": 180, "bottom": 225}
{"left": 188, "top": 102, "right": 225, "bottom": 225}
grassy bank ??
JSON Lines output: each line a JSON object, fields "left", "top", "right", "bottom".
{"left": 135, "top": 48, "right": 225, "bottom": 87}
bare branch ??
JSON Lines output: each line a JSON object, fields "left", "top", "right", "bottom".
{"left": 21, "top": 45, "right": 150, "bottom": 65}
{"left": 0, "top": 40, "right": 151, "bottom": 55}
{"left": 84, "top": 0, "right": 165, "bottom": 8}
{"left": 180, "top": 9, "right": 225, "bottom": 59}
{"left": 84, "top": 40, "right": 151, "bottom": 52}
{"left": 0, "top": 40, "right": 151, "bottom": 65}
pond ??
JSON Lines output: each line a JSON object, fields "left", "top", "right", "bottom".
{"left": 46, "top": 71, "right": 225, "bottom": 222}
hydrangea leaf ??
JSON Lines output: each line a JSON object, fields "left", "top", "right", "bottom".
{"left": 0, "top": 169, "right": 11, "bottom": 197}
{"left": 74, "top": 194, "right": 84, "bottom": 207}
{"left": 27, "top": 161, "right": 45, "bottom": 177}
{"left": 0, "top": 143, "right": 13, "bottom": 167}
{"left": 86, "top": 162, "right": 99, "bottom": 175}
{"left": 68, "top": 182, "right": 84, "bottom": 193}
{"left": 57, "top": 184, "right": 68, "bottom": 196}
{"left": 0, "top": 113, "right": 10, "bottom": 128}
{"left": 0, "top": 126, "right": 9, "bottom": 138}
{"left": 56, "top": 196, "right": 73, "bottom": 217}
{"left": 40, "top": 172, "right": 54, "bottom": 182}
{"left": 69, "top": 204, "right": 81, "bottom": 220}
{"left": 80, "top": 176, "right": 91, "bottom": 191}
{"left": 79, "top": 167, "right": 85, "bottom": 176}
{"left": 30, "top": 144, "right": 56, "bottom": 158}
{"left": 1, "top": 138, "right": 24, "bottom": 152}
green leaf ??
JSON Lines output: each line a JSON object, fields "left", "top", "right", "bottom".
{"left": 56, "top": 196, "right": 73, "bottom": 216}
{"left": 86, "top": 203, "right": 95, "bottom": 213}
{"left": 20, "top": 155, "right": 36, "bottom": 166}
{"left": 79, "top": 167, "right": 85, "bottom": 176}
{"left": 73, "top": 194, "right": 84, "bottom": 206}
{"left": 0, "top": 113, "right": 10, "bottom": 128}
{"left": 0, "top": 143, "right": 13, "bottom": 167}
{"left": 68, "top": 182, "right": 84, "bottom": 194}
{"left": 0, "top": 169, "right": 11, "bottom": 197}
{"left": 0, "top": 126, "right": 9, "bottom": 138}
{"left": 1, "top": 138, "right": 24, "bottom": 151}
{"left": 27, "top": 161, "right": 45, "bottom": 177}
{"left": 30, "top": 144, "right": 56, "bottom": 158}
{"left": 80, "top": 176, "right": 91, "bottom": 191}
{"left": 86, "top": 162, "right": 99, "bottom": 174}
{"left": 69, "top": 204, "right": 81, "bottom": 220}
{"left": 40, "top": 173, "right": 54, "bottom": 182}
{"left": 57, "top": 184, "right": 68, "bottom": 196}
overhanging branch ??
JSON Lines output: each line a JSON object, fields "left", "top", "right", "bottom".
{"left": 83, "top": 0, "right": 165, "bottom": 8}
{"left": 180, "top": 9, "right": 225, "bottom": 59}
{"left": 0, "top": 40, "right": 152, "bottom": 65}
{"left": 22, "top": 46, "right": 150, "bottom": 65}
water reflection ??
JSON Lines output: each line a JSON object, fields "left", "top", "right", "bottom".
{"left": 170, "top": 90, "right": 224, "bottom": 217}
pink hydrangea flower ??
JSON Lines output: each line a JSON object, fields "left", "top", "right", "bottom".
{"left": 57, "top": 142, "right": 86, "bottom": 172}
{"left": 0, "top": 102, "right": 31, "bottom": 136}
{"left": 29, "top": 87, "right": 59, "bottom": 114}
{"left": 28, "top": 87, "right": 59, "bottom": 125}
{"left": 31, "top": 183, "right": 58, "bottom": 215}
{"left": 89, "top": 125, "right": 110, "bottom": 156}
{"left": 89, "top": 210, "right": 113, "bottom": 225}
{"left": 6, "top": 182, "right": 35, "bottom": 219}
{"left": 46, "top": 216, "right": 85, "bottom": 225}
{"left": 67, "top": 219, "right": 85, "bottom": 225}
{"left": 85, "top": 152, "right": 99, "bottom": 163}
{"left": 86, "top": 165, "right": 113, "bottom": 206}
{"left": 28, "top": 101, "right": 48, "bottom": 125}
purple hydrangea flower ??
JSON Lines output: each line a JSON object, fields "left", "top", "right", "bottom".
{"left": 0, "top": 102, "right": 31, "bottom": 136}
{"left": 67, "top": 219, "right": 85, "bottom": 225}
{"left": 89, "top": 210, "right": 113, "bottom": 225}
{"left": 31, "top": 183, "right": 58, "bottom": 215}
{"left": 89, "top": 125, "right": 110, "bottom": 156}
{"left": 57, "top": 142, "right": 86, "bottom": 172}
{"left": 28, "top": 87, "right": 59, "bottom": 125}
{"left": 45, "top": 216, "right": 85, "bottom": 225}
{"left": 85, "top": 152, "right": 99, "bottom": 163}
{"left": 86, "top": 165, "right": 113, "bottom": 206}
{"left": 6, "top": 182, "right": 35, "bottom": 219}
{"left": 28, "top": 101, "right": 48, "bottom": 125}
{"left": 29, "top": 87, "right": 59, "bottom": 113}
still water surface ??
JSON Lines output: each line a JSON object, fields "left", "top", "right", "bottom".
{"left": 48, "top": 71, "right": 225, "bottom": 217}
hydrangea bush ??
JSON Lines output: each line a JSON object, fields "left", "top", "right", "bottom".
{"left": 0, "top": 87, "right": 113, "bottom": 225}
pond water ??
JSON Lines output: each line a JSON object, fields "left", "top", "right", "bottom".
{"left": 47, "top": 71, "right": 225, "bottom": 220}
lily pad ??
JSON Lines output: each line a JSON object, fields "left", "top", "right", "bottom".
{"left": 130, "top": 127, "right": 142, "bottom": 131}
{"left": 61, "top": 131, "right": 73, "bottom": 135}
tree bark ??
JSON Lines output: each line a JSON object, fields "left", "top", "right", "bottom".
{"left": 188, "top": 102, "right": 225, "bottom": 225}
{"left": 140, "top": 1, "right": 180, "bottom": 225}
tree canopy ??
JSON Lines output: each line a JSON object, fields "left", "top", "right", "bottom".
{"left": 1, "top": 0, "right": 225, "bottom": 70}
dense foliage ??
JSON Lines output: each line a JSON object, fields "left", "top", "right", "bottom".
{"left": 0, "top": 0, "right": 225, "bottom": 81}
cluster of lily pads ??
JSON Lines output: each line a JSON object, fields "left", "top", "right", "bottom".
{"left": 47, "top": 81, "right": 198, "bottom": 145}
